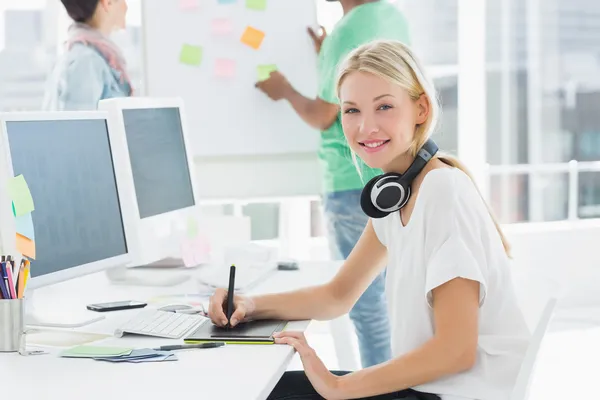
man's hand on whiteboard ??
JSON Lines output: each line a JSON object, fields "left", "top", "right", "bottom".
{"left": 255, "top": 71, "right": 293, "bottom": 101}
{"left": 307, "top": 25, "right": 327, "bottom": 54}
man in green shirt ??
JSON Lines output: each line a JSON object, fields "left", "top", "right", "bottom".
{"left": 255, "top": 0, "right": 410, "bottom": 368}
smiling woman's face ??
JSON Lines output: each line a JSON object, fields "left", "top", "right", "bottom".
{"left": 339, "top": 71, "right": 428, "bottom": 171}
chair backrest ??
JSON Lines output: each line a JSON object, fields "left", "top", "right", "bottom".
{"left": 510, "top": 296, "right": 558, "bottom": 400}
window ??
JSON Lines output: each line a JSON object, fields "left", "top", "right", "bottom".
{"left": 0, "top": 0, "right": 51, "bottom": 111}
{"left": 485, "top": 0, "right": 600, "bottom": 222}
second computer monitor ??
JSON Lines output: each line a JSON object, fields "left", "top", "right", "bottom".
{"left": 100, "top": 97, "right": 200, "bottom": 267}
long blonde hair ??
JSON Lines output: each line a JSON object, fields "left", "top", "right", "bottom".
{"left": 336, "top": 40, "right": 511, "bottom": 257}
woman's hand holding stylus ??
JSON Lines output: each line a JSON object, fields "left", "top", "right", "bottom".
{"left": 208, "top": 288, "right": 255, "bottom": 327}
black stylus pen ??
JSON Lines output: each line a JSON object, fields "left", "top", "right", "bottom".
{"left": 226, "top": 265, "right": 236, "bottom": 329}
{"left": 153, "top": 342, "right": 225, "bottom": 351}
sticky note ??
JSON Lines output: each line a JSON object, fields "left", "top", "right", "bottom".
{"left": 15, "top": 213, "right": 34, "bottom": 240}
{"left": 218, "top": 0, "right": 237, "bottom": 3}
{"left": 181, "top": 236, "right": 211, "bottom": 267}
{"left": 215, "top": 58, "right": 236, "bottom": 78}
{"left": 211, "top": 18, "right": 233, "bottom": 35}
{"left": 7, "top": 175, "right": 34, "bottom": 217}
{"left": 179, "top": 44, "right": 203, "bottom": 66}
{"left": 187, "top": 217, "right": 198, "bottom": 238}
{"left": 16, "top": 233, "right": 35, "bottom": 259}
{"left": 257, "top": 64, "right": 277, "bottom": 81}
{"left": 240, "top": 26, "right": 265, "bottom": 50}
{"left": 60, "top": 346, "right": 133, "bottom": 358}
{"left": 179, "top": 0, "right": 199, "bottom": 9}
{"left": 246, "top": 0, "right": 266, "bottom": 10}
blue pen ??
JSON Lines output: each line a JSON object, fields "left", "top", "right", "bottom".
{"left": 0, "top": 263, "right": 10, "bottom": 299}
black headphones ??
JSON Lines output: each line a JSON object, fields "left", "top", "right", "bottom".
{"left": 360, "top": 139, "right": 439, "bottom": 218}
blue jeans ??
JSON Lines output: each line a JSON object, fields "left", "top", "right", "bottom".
{"left": 323, "top": 189, "right": 392, "bottom": 368}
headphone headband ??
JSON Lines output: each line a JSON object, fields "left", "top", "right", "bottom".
{"left": 399, "top": 139, "right": 439, "bottom": 184}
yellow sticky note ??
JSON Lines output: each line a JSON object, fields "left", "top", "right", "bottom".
{"left": 16, "top": 233, "right": 35, "bottom": 259}
{"left": 246, "top": 0, "right": 266, "bottom": 11}
{"left": 215, "top": 59, "right": 236, "bottom": 78}
{"left": 179, "top": 44, "right": 203, "bottom": 66}
{"left": 257, "top": 64, "right": 277, "bottom": 81}
{"left": 240, "top": 26, "right": 265, "bottom": 50}
{"left": 7, "top": 175, "right": 34, "bottom": 217}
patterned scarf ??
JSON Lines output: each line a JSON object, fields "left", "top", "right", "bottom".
{"left": 66, "top": 22, "right": 133, "bottom": 95}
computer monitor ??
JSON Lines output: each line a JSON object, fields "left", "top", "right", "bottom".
{"left": 99, "top": 97, "right": 200, "bottom": 269}
{"left": 0, "top": 111, "right": 137, "bottom": 327}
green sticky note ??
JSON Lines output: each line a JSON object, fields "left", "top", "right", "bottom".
{"left": 257, "top": 64, "right": 277, "bottom": 81}
{"left": 7, "top": 175, "right": 34, "bottom": 217}
{"left": 187, "top": 217, "right": 198, "bottom": 238}
{"left": 179, "top": 44, "right": 203, "bottom": 66}
{"left": 246, "top": 0, "right": 266, "bottom": 10}
{"left": 60, "top": 345, "right": 133, "bottom": 358}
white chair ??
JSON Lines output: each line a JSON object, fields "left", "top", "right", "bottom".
{"left": 510, "top": 296, "right": 558, "bottom": 400}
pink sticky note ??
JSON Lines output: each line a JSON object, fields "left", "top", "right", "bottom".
{"left": 211, "top": 18, "right": 233, "bottom": 35}
{"left": 181, "top": 235, "right": 211, "bottom": 267}
{"left": 180, "top": 0, "right": 199, "bottom": 10}
{"left": 215, "top": 58, "right": 236, "bottom": 78}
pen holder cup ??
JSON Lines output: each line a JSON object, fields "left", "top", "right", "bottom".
{"left": 0, "top": 298, "right": 24, "bottom": 352}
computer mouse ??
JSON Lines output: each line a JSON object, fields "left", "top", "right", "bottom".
{"left": 158, "top": 304, "right": 193, "bottom": 312}
{"left": 277, "top": 261, "right": 299, "bottom": 271}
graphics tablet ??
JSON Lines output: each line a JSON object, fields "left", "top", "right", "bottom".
{"left": 184, "top": 319, "right": 288, "bottom": 344}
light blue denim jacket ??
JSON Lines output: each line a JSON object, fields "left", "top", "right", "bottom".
{"left": 42, "top": 43, "right": 132, "bottom": 111}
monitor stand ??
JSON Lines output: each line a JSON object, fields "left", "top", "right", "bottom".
{"left": 105, "top": 262, "right": 191, "bottom": 287}
{"left": 24, "top": 290, "right": 105, "bottom": 328}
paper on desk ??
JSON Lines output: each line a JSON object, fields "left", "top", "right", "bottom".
{"left": 60, "top": 345, "right": 133, "bottom": 358}
{"left": 94, "top": 349, "right": 177, "bottom": 363}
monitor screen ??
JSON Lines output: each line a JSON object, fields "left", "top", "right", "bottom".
{"left": 6, "top": 119, "right": 128, "bottom": 278}
{"left": 121, "top": 107, "right": 195, "bottom": 219}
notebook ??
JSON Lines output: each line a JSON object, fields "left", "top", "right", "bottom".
{"left": 184, "top": 319, "right": 288, "bottom": 344}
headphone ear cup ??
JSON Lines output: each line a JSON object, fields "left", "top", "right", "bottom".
{"left": 399, "top": 184, "right": 411, "bottom": 209}
{"left": 360, "top": 174, "right": 397, "bottom": 219}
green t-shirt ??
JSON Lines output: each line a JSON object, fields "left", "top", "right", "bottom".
{"left": 317, "top": 1, "right": 410, "bottom": 193}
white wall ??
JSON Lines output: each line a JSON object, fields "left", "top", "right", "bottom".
{"left": 504, "top": 219, "right": 600, "bottom": 312}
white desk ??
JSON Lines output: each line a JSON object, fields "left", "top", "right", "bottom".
{"left": 0, "top": 261, "right": 341, "bottom": 400}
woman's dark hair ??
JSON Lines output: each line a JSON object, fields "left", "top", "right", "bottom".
{"left": 60, "top": 0, "right": 100, "bottom": 23}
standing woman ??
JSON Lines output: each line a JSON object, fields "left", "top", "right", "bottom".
{"left": 43, "top": 0, "right": 132, "bottom": 111}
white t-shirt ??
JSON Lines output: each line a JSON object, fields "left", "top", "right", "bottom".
{"left": 372, "top": 167, "right": 531, "bottom": 400}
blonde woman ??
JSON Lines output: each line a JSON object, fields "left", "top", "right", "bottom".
{"left": 209, "top": 40, "right": 530, "bottom": 400}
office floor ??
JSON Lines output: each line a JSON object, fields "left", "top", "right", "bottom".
{"left": 287, "top": 268, "right": 600, "bottom": 399}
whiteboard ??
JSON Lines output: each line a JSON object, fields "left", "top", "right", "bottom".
{"left": 142, "top": 0, "right": 320, "bottom": 157}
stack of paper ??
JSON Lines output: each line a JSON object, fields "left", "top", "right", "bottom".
{"left": 95, "top": 349, "right": 177, "bottom": 363}
{"left": 60, "top": 346, "right": 178, "bottom": 363}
